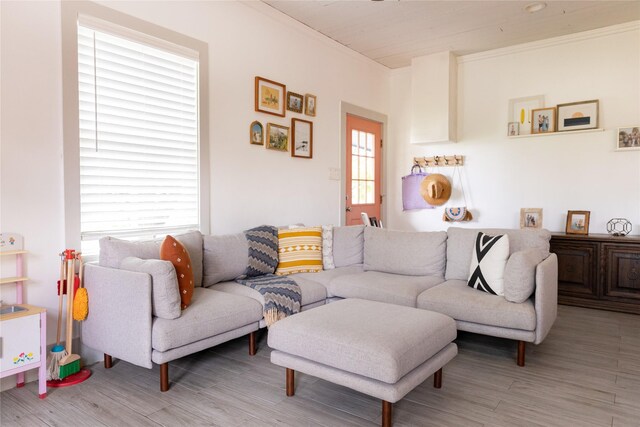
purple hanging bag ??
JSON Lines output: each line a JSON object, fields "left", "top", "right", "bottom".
{"left": 402, "top": 165, "right": 434, "bottom": 211}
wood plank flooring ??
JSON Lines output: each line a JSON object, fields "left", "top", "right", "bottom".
{"left": 2, "top": 305, "right": 639, "bottom": 426}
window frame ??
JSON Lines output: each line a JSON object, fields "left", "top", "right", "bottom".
{"left": 61, "top": 2, "right": 210, "bottom": 250}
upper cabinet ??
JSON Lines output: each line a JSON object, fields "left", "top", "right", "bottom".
{"left": 411, "top": 51, "right": 457, "bottom": 144}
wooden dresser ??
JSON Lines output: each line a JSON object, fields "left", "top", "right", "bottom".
{"left": 550, "top": 233, "right": 640, "bottom": 314}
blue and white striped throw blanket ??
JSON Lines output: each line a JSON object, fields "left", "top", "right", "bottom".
{"left": 236, "top": 225, "right": 301, "bottom": 327}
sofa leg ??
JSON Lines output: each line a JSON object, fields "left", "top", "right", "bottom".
{"left": 382, "top": 400, "right": 392, "bottom": 427}
{"left": 249, "top": 331, "right": 257, "bottom": 356}
{"left": 517, "top": 341, "right": 525, "bottom": 367}
{"left": 104, "top": 354, "right": 113, "bottom": 369}
{"left": 433, "top": 368, "right": 442, "bottom": 389}
{"left": 160, "top": 363, "right": 169, "bottom": 392}
{"left": 286, "top": 368, "right": 295, "bottom": 396}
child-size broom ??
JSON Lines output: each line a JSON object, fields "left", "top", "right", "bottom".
{"left": 46, "top": 253, "right": 68, "bottom": 381}
{"left": 58, "top": 250, "right": 81, "bottom": 379}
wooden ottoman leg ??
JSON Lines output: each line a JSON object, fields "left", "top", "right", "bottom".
{"left": 433, "top": 368, "right": 442, "bottom": 389}
{"left": 104, "top": 353, "right": 113, "bottom": 369}
{"left": 286, "top": 368, "right": 295, "bottom": 396}
{"left": 382, "top": 400, "right": 392, "bottom": 427}
{"left": 517, "top": 341, "right": 525, "bottom": 367}
{"left": 249, "top": 331, "right": 257, "bottom": 356}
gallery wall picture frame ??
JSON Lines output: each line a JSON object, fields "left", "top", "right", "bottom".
{"left": 508, "top": 122, "right": 519, "bottom": 136}
{"left": 304, "top": 94, "right": 317, "bottom": 117}
{"left": 531, "top": 107, "right": 556, "bottom": 134}
{"left": 286, "top": 92, "right": 304, "bottom": 113}
{"left": 520, "top": 208, "right": 543, "bottom": 229}
{"left": 616, "top": 126, "right": 640, "bottom": 151}
{"left": 508, "top": 95, "right": 544, "bottom": 136}
{"left": 291, "top": 118, "right": 313, "bottom": 159}
{"left": 566, "top": 210, "right": 591, "bottom": 235}
{"left": 557, "top": 100, "right": 599, "bottom": 132}
{"left": 266, "top": 123, "right": 289, "bottom": 152}
{"left": 250, "top": 121, "right": 264, "bottom": 145}
{"left": 255, "top": 76, "right": 286, "bottom": 117}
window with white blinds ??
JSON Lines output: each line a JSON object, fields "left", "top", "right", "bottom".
{"left": 77, "top": 23, "right": 200, "bottom": 251}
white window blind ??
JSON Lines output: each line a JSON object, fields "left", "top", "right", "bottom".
{"left": 77, "top": 24, "right": 200, "bottom": 250}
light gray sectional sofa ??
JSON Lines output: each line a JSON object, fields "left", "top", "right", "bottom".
{"left": 81, "top": 225, "right": 557, "bottom": 391}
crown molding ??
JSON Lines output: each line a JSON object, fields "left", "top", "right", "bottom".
{"left": 241, "top": 1, "right": 391, "bottom": 74}
{"left": 459, "top": 20, "right": 640, "bottom": 64}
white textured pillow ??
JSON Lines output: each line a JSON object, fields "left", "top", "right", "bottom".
{"left": 322, "top": 225, "right": 335, "bottom": 270}
{"left": 468, "top": 232, "right": 510, "bottom": 296}
{"left": 504, "top": 249, "right": 548, "bottom": 303}
{"left": 120, "top": 257, "right": 181, "bottom": 319}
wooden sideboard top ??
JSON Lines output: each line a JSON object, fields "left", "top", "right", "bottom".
{"left": 551, "top": 232, "right": 640, "bottom": 244}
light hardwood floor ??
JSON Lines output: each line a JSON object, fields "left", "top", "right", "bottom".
{"left": 2, "top": 305, "right": 639, "bottom": 427}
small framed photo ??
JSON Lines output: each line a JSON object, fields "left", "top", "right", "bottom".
{"left": 249, "top": 121, "right": 263, "bottom": 145}
{"left": 520, "top": 208, "right": 543, "bottom": 229}
{"left": 508, "top": 95, "right": 544, "bottom": 135}
{"left": 286, "top": 92, "right": 304, "bottom": 113}
{"left": 557, "top": 100, "right": 599, "bottom": 132}
{"left": 255, "top": 76, "right": 286, "bottom": 117}
{"left": 304, "top": 94, "right": 317, "bottom": 117}
{"left": 508, "top": 122, "right": 519, "bottom": 136}
{"left": 566, "top": 210, "right": 591, "bottom": 235}
{"left": 531, "top": 107, "right": 556, "bottom": 134}
{"left": 266, "top": 123, "right": 289, "bottom": 152}
{"left": 291, "top": 118, "right": 313, "bottom": 159}
{"left": 616, "top": 126, "right": 640, "bottom": 151}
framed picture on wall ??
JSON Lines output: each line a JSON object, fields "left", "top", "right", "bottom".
{"left": 266, "top": 123, "right": 289, "bottom": 152}
{"left": 566, "top": 210, "right": 590, "bottom": 235}
{"left": 255, "top": 76, "right": 286, "bottom": 117}
{"left": 557, "top": 100, "right": 599, "bottom": 131}
{"left": 520, "top": 208, "right": 543, "bottom": 229}
{"left": 304, "top": 94, "right": 317, "bottom": 117}
{"left": 249, "top": 121, "right": 263, "bottom": 145}
{"left": 508, "top": 122, "right": 519, "bottom": 136}
{"left": 291, "top": 118, "right": 313, "bottom": 159}
{"left": 286, "top": 92, "right": 304, "bottom": 113}
{"left": 616, "top": 126, "right": 640, "bottom": 151}
{"left": 508, "top": 95, "right": 544, "bottom": 136}
{"left": 531, "top": 107, "right": 556, "bottom": 134}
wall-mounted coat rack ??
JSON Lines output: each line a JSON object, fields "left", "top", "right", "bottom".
{"left": 413, "top": 155, "right": 464, "bottom": 168}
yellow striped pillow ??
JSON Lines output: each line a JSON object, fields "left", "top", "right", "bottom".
{"left": 275, "top": 227, "right": 323, "bottom": 275}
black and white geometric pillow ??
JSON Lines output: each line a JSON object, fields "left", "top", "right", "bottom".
{"left": 468, "top": 232, "right": 510, "bottom": 295}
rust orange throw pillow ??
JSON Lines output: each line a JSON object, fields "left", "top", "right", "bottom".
{"left": 160, "top": 235, "right": 194, "bottom": 310}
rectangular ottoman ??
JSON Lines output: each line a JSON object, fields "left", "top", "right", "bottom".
{"left": 268, "top": 298, "right": 457, "bottom": 427}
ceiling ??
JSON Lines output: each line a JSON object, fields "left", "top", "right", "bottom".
{"left": 263, "top": 1, "right": 640, "bottom": 69}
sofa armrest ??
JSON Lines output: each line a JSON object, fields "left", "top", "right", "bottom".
{"left": 533, "top": 253, "right": 558, "bottom": 345}
{"left": 81, "top": 264, "right": 153, "bottom": 368}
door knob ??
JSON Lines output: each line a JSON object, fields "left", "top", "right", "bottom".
{"left": 346, "top": 207, "right": 352, "bottom": 212}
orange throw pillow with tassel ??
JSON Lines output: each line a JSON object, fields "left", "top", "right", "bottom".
{"left": 160, "top": 235, "right": 194, "bottom": 309}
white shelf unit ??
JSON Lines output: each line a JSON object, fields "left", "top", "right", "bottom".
{"left": 0, "top": 250, "right": 48, "bottom": 398}
{"left": 509, "top": 128, "right": 605, "bottom": 139}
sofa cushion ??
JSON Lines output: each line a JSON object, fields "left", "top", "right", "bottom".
{"left": 152, "top": 287, "right": 262, "bottom": 352}
{"left": 160, "top": 236, "right": 194, "bottom": 309}
{"left": 322, "top": 225, "right": 336, "bottom": 270}
{"left": 332, "top": 225, "right": 364, "bottom": 267}
{"left": 275, "top": 227, "right": 323, "bottom": 276}
{"left": 417, "top": 280, "right": 536, "bottom": 330}
{"left": 202, "top": 233, "right": 248, "bottom": 286}
{"left": 467, "top": 232, "right": 509, "bottom": 296}
{"left": 293, "top": 265, "right": 363, "bottom": 297}
{"left": 364, "top": 227, "right": 447, "bottom": 276}
{"left": 504, "top": 249, "right": 549, "bottom": 303}
{"left": 99, "top": 231, "right": 203, "bottom": 287}
{"left": 120, "top": 257, "right": 181, "bottom": 320}
{"left": 213, "top": 275, "right": 327, "bottom": 308}
{"left": 329, "top": 271, "right": 445, "bottom": 307}
{"left": 446, "top": 227, "right": 551, "bottom": 281}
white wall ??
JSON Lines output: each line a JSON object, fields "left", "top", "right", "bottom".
{"left": 387, "top": 23, "right": 640, "bottom": 235}
{"left": 0, "top": 0, "right": 389, "bottom": 387}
